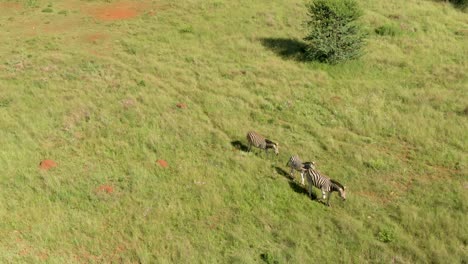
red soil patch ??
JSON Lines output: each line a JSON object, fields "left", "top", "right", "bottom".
{"left": 83, "top": 33, "right": 109, "bottom": 43}
{"left": 37, "top": 252, "right": 49, "bottom": 261}
{"left": 97, "top": 185, "right": 114, "bottom": 194}
{"left": 41, "top": 19, "right": 83, "bottom": 34}
{"left": 157, "top": 159, "right": 168, "bottom": 168}
{"left": 330, "top": 96, "right": 342, "bottom": 104}
{"left": 86, "top": 2, "right": 148, "bottom": 21}
{"left": 39, "top": 159, "right": 57, "bottom": 170}
{"left": 176, "top": 103, "right": 187, "bottom": 109}
{"left": 0, "top": 3, "right": 22, "bottom": 10}
{"left": 89, "top": 50, "right": 103, "bottom": 57}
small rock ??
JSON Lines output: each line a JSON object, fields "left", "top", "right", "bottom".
{"left": 39, "top": 159, "right": 57, "bottom": 170}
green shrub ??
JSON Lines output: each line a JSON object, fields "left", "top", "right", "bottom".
{"left": 434, "top": 0, "right": 468, "bottom": 10}
{"left": 304, "top": 0, "right": 366, "bottom": 64}
{"left": 179, "top": 25, "right": 194, "bottom": 34}
{"left": 375, "top": 24, "right": 400, "bottom": 36}
{"left": 260, "top": 252, "right": 279, "bottom": 264}
{"left": 452, "top": 0, "right": 468, "bottom": 9}
{"left": 26, "top": 0, "right": 39, "bottom": 8}
{"left": 41, "top": 8, "right": 53, "bottom": 13}
{"left": 377, "top": 228, "right": 395, "bottom": 243}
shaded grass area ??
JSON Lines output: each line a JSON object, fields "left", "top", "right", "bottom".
{"left": 0, "top": 0, "right": 467, "bottom": 263}
{"left": 259, "top": 38, "right": 307, "bottom": 62}
{"left": 231, "top": 140, "right": 249, "bottom": 152}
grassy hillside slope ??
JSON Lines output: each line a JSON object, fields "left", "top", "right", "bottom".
{"left": 0, "top": 0, "right": 467, "bottom": 262}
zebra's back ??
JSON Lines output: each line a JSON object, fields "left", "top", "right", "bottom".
{"left": 287, "top": 155, "right": 303, "bottom": 171}
{"left": 305, "top": 168, "right": 331, "bottom": 191}
{"left": 246, "top": 131, "right": 266, "bottom": 149}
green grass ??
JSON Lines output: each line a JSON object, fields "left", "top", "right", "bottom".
{"left": 0, "top": 0, "right": 467, "bottom": 263}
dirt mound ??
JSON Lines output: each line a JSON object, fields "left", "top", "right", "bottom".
{"left": 87, "top": 2, "right": 148, "bottom": 21}
{"left": 176, "top": 103, "right": 187, "bottom": 109}
{"left": 39, "top": 160, "right": 57, "bottom": 170}
{"left": 157, "top": 159, "right": 168, "bottom": 168}
{"left": 97, "top": 185, "right": 114, "bottom": 194}
{"left": 83, "top": 33, "right": 108, "bottom": 43}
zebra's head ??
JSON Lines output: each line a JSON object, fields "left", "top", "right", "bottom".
{"left": 302, "top": 161, "right": 316, "bottom": 170}
{"left": 331, "top": 179, "right": 346, "bottom": 201}
{"left": 338, "top": 186, "right": 347, "bottom": 201}
{"left": 272, "top": 142, "right": 279, "bottom": 155}
{"left": 265, "top": 139, "right": 279, "bottom": 155}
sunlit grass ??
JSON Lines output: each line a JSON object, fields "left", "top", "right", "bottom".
{"left": 0, "top": 0, "right": 467, "bottom": 262}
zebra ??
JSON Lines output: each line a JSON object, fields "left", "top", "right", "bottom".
{"left": 246, "top": 131, "right": 279, "bottom": 155}
{"left": 286, "top": 155, "right": 316, "bottom": 185}
{"left": 304, "top": 167, "right": 346, "bottom": 206}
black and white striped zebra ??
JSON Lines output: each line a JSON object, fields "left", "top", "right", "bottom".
{"left": 286, "top": 155, "right": 316, "bottom": 185}
{"left": 246, "top": 131, "right": 279, "bottom": 155}
{"left": 304, "top": 167, "right": 346, "bottom": 206}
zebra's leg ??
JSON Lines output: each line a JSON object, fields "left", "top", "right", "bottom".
{"left": 308, "top": 184, "right": 313, "bottom": 199}
{"left": 320, "top": 190, "right": 328, "bottom": 205}
{"left": 300, "top": 172, "right": 305, "bottom": 186}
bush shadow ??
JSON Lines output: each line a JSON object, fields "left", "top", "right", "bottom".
{"left": 259, "top": 38, "right": 308, "bottom": 62}
{"left": 231, "top": 140, "right": 249, "bottom": 152}
{"left": 447, "top": 0, "right": 468, "bottom": 10}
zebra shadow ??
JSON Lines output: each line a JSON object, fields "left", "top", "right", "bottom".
{"left": 274, "top": 166, "right": 292, "bottom": 179}
{"left": 274, "top": 167, "right": 318, "bottom": 200}
{"left": 231, "top": 140, "right": 249, "bottom": 152}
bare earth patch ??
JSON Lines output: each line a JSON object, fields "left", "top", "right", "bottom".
{"left": 85, "top": 1, "right": 149, "bottom": 21}
{"left": 39, "top": 160, "right": 57, "bottom": 170}
{"left": 330, "top": 95, "right": 342, "bottom": 104}
{"left": 157, "top": 159, "right": 168, "bottom": 168}
{"left": 0, "top": 3, "right": 22, "bottom": 10}
{"left": 97, "top": 185, "right": 114, "bottom": 194}
{"left": 83, "top": 33, "right": 109, "bottom": 44}
{"left": 176, "top": 103, "right": 188, "bottom": 109}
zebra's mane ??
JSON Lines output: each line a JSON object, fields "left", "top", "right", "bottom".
{"left": 302, "top": 162, "right": 315, "bottom": 170}
{"left": 265, "top": 139, "right": 277, "bottom": 145}
{"left": 330, "top": 179, "right": 344, "bottom": 190}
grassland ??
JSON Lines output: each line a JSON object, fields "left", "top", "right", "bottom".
{"left": 0, "top": 0, "right": 467, "bottom": 263}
